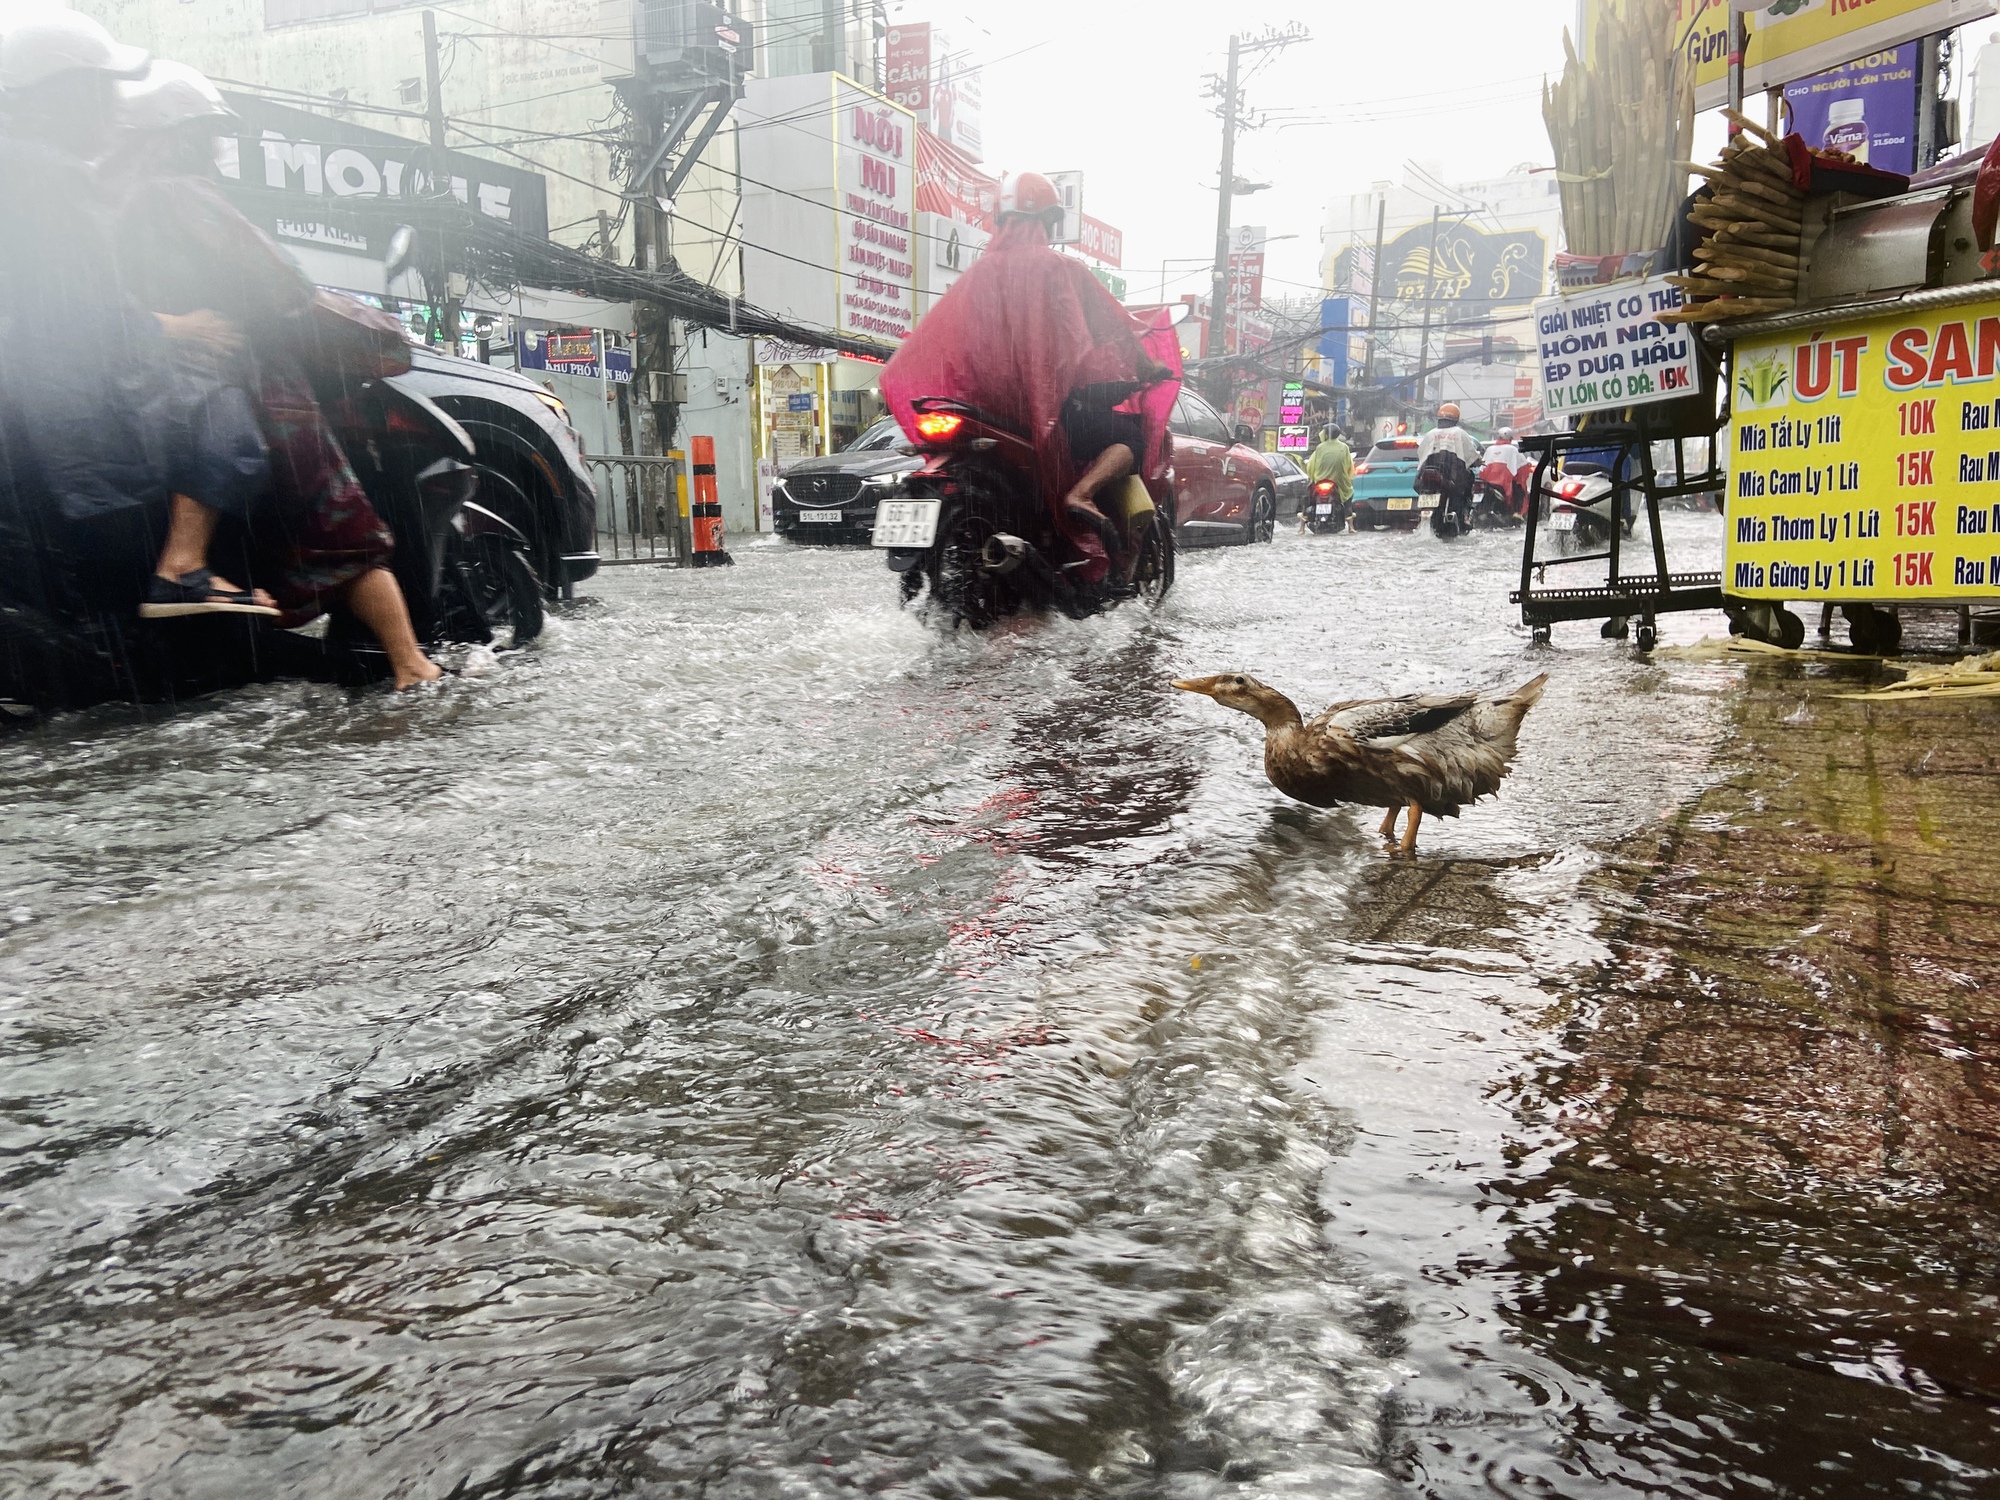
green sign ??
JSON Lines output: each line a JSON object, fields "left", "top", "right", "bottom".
{"left": 1092, "top": 266, "right": 1129, "bottom": 301}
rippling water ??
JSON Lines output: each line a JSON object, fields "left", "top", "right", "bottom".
{"left": 5, "top": 519, "right": 1995, "bottom": 1498}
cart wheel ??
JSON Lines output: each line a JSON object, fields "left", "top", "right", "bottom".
{"left": 1778, "top": 609, "right": 1806, "bottom": 652}
{"left": 1636, "top": 621, "right": 1658, "bottom": 652}
{"left": 1531, "top": 625, "right": 1552, "bottom": 646}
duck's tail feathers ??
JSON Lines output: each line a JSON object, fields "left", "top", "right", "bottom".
{"left": 1510, "top": 673, "right": 1550, "bottom": 709}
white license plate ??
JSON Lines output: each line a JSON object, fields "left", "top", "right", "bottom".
{"left": 1314, "top": 504, "right": 1335, "bottom": 516}
{"left": 798, "top": 509, "right": 843, "bottom": 523}
{"left": 872, "top": 499, "right": 942, "bottom": 549}
{"left": 1385, "top": 497, "right": 1415, "bottom": 512}
{"left": 1418, "top": 496, "right": 1439, "bottom": 510}
{"left": 1550, "top": 510, "right": 1579, "bottom": 531}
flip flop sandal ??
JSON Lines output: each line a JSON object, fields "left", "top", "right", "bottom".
{"left": 1063, "top": 502, "right": 1124, "bottom": 558}
{"left": 139, "top": 568, "right": 281, "bottom": 620}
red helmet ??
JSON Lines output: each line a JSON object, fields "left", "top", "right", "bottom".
{"left": 997, "top": 171, "right": 1064, "bottom": 229}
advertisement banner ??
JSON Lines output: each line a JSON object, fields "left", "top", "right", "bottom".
{"left": 1228, "top": 252, "right": 1265, "bottom": 312}
{"left": 1533, "top": 277, "right": 1699, "bottom": 417}
{"left": 1334, "top": 220, "right": 1547, "bottom": 322}
{"left": 884, "top": 23, "right": 932, "bottom": 114}
{"left": 1678, "top": 0, "right": 1995, "bottom": 111}
{"left": 838, "top": 91, "right": 919, "bottom": 343}
{"left": 1783, "top": 47, "right": 1919, "bottom": 174}
{"left": 1727, "top": 299, "right": 2000, "bottom": 603}
{"left": 915, "top": 127, "right": 995, "bottom": 228}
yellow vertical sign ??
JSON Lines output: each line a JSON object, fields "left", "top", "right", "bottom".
{"left": 1727, "top": 299, "right": 2000, "bottom": 604}
{"left": 1673, "top": 0, "right": 1995, "bottom": 110}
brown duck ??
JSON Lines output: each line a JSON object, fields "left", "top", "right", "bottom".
{"left": 1173, "top": 672, "right": 1549, "bottom": 853}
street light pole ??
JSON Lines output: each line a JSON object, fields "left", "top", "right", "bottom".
{"left": 421, "top": 9, "right": 459, "bottom": 351}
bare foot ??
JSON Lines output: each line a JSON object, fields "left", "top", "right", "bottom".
{"left": 393, "top": 657, "right": 445, "bottom": 691}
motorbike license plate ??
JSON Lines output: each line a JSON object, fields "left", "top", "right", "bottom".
{"left": 1314, "top": 504, "right": 1335, "bottom": 516}
{"left": 799, "top": 509, "right": 843, "bottom": 524}
{"left": 1418, "top": 496, "right": 1439, "bottom": 510}
{"left": 873, "top": 499, "right": 942, "bottom": 549}
{"left": 1550, "top": 510, "right": 1578, "bottom": 531}
{"left": 1386, "top": 497, "right": 1415, "bottom": 512}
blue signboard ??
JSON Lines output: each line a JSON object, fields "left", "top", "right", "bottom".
{"left": 1783, "top": 47, "right": 1919, "bottom": 177}
{"left": 516, "top": 329, "right": 633, "bottom": 383}
{"left": 1318, "top": 296, "right": 1353, "bottom": 390}
{"left": 787, "top": 393, "right": 816, "bottom": 412}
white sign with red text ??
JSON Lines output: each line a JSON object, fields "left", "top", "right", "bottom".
{"left": 838, "top": 89, "right": 918, "bottom": 343}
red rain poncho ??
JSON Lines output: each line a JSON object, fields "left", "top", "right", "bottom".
{"left": 881, "top": 218, "right": 1183, "bottom": 571}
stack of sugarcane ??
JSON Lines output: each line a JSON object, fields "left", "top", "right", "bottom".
{"left": 1663, "top": 112, "right": 1804, "bottom": 324}
{"left": 1541, "top": 0, "right": 1696, "bottom": 259}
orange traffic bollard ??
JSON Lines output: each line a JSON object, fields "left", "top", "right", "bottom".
{"left": 689, "top": 435, "right": 733, "bottom": 568}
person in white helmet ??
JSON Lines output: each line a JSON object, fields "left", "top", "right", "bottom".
{"left": 0, "top": 11, "right": 279, "bottom": 620}
{"left": 101, "top": 58, "right": 443, "bottom": 687}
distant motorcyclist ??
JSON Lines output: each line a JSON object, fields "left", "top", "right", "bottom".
{"left": 1301, "top": 424, "right": 1353, "bottom": 532}
{"left": 1479, "top": 425, "right": 1533, "bottom": 516}
{"left": 1415, "top": 402, "right": 1480, "bottom": 526}
{"left": 880, "top": 170, "right": 1181, "bottom": 583}
{"left": 1416, "top": 403, "right": 1483, "bottom": 470}
{"left": 0, "top": 10, "right": 276, "bottom": 620}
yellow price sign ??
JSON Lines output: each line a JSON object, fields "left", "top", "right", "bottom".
{"left": 1675, "top": 0, "right": 1995, "bottom": 110}
{"left": 1728, "top": 298, "right": 2000, "bottom": 603}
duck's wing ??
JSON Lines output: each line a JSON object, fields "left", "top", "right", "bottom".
{"left": 1315, "top": 694, "right": 1479, "bottom": 748}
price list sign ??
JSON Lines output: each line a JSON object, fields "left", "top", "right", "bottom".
{"left": 1728, "top": 300, "right": 2000, "bottom": 603}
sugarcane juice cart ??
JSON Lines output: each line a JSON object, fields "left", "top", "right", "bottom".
{"left": 1701, "top": 137, "right": 2000, "bottom": 653}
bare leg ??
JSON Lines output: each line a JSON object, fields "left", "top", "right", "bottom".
{"left": 1399, "top": 801, "right": 1423, "bottom": 856}
{"left": 1063, "top": 442, "right": 1137, "bottom": 522}
{"left": 1378, "top": 805, "right": 1399, "bottom": 840}
{"left": 156, "top": 493, "right": 275, "bottom": 606}
{"left": 342, "top": 567, "right": 442, "bottom": 690}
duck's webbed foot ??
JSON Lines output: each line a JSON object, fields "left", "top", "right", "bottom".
{"left": 1398, "top": 802, "right": 1423, "bottom": 856}
{"left": 1378, "top": 805, "right": 1399, "bottom": 840}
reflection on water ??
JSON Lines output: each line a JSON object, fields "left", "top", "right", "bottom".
{"left": 3, "top": 522, "right": 1994, "bottom": 1496}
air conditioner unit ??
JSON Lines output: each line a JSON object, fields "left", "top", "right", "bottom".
{"left": 648, "top": 371, "right": 689, "bottom": 405}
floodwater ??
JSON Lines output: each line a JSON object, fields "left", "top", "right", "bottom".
{"left": 4, "top": 517, "right": 1997, "bottom": 1498}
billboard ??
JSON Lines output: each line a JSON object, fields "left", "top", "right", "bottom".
{"left": 1727, "top": 297, "right": 2000, "bottom": 603}
{"left": 839, "top": 95, "right": 919, "bottom": 342}
{"left": 1783, "top": 47, "right": 1920, "bottom": 175}
{"left": 882, "top": 22, "right": 983, "bottom": 160}
{"left": 1334, "top": 220, "right": 1547, "bottom": 323}
{"left": 1677, "top": 0, "right": 1996, "bottom": 110}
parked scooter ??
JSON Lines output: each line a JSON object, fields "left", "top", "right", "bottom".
{"left": 1301, "top": 478, "right": 1349, "bottom": 534}
{"left": 879, "top": 393, "right": 1175, "bottom": 628}
{"left": 1540, "top": 463, "right": 1633, "bottom": 553}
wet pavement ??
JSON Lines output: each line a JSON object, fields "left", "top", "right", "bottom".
{"left": 3, "top": 517, "right": 1997, "bottom": 1498}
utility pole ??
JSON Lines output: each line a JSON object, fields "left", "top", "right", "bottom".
{"left": 1413, "top": 206, "right": 1440, "bottom": 416}
{"left": 1207, "top": 34, "right": 1240, "bottom": 374}
{"left": 1360, "top": 197, "right": 1386, "bottom": 396}
{"left": 1202, "top": 22, "right": 1307, "bottom": 407}
{"left": 421, "top": 10, "right": 459, "bottom": 351}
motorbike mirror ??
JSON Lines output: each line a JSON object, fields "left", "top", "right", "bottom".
{"left": 1165, "top": 304, "right": 1192, "bottom": 328}
{"left": 384, "top": 225, "right": 417, "bottom": 283}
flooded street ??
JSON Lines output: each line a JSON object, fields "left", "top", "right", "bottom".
{"left": 5, "top": 520, "right": 1998, "bottom": 1499}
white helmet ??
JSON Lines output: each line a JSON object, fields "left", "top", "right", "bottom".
{"left": 1498, "top": 426, "right": 1515, "bottom": 442}
{"left": 0, "top": 8, "right": 148, "bottom": 92}
{"left": 116, "top": 58, "right": 235, "bottom": 133}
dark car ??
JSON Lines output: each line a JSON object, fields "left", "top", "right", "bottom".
{"left": 774, "top": 417, "right": 920, "bottom": 545}
{"left": 394, "top": 348, "right": 600, "bottom": 596}
{"left": 1168, "top": 391, "right": 1279, "bottom": 546}
{"left": 1349, "top": 436, "right": 1430, "bottom": 531}
{"left": 1262, "top": 450, "right": 1312, "bottom": 520}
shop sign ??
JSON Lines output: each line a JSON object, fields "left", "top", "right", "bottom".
{"left": 1227, "top": 253, "right": 1265, "bottom": 312}
{"left": 1533, "top": 277, "right": 1697, "bottom": 417}
{"left": 217, "top": 91, "right": 549, "bottom": 249}
{"left": 1677, "top": 0, "right": 1995, "bottom": 111}
{"left": 516, "top": 329, "right": 632, "bottom": 382}
{"left": 838, "top": 91, "right": 918, "bottom": 343}
{"left": 885, "top": 24, "right": 933, "bottom": 114}
{"left": 787, "top": 393, "right": 817, "bottom": 412}
{"left": 1782, "top": 46, "right": 1919, "bottom": 177}
{"left": 1728, "top": 299, "right": 2000, "bottom": 603}
{"left": 1078, "top": 214, "right": 1124, "bottom": 268}
{"left": 754, "top": 339, "right": 837, "bottom": 366}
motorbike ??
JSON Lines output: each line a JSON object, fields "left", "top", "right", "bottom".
{"left": 0, "top": 346, "right": 541, "bottom": 716}
{"left": 1473, "top": 461, "right": 1531, "bottom": 529}
{"left": 1419, "top": 453, "right": 1477, "bottom": 539}
{"left": 1301, "top": 478, "right": 1349, "bottom": 534}
{"left": 879, "top": 394, "right": 1175, "bottom": 628}
{"left": 1540, "top": 463, "right": 1634, "bottom": 553}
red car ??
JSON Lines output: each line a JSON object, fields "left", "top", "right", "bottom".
{"left": 1166, "top": 390, "right": 1278, "bottom": 547}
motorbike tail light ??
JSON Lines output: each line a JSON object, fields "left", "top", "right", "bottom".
{"left": 1313, "top": 481, "right": 1335, "bottom": 495}
{"left": 1559, "top": 478, "right": 1586, "bottom": 499}
{"left": 914, "top": 411, "right": 966, "bottom": 443}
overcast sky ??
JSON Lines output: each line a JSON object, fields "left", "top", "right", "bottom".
{"left": 895, "top": 0, "right": 1586, "bottom": 301}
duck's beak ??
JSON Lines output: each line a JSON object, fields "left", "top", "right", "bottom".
{"left": 1172, "top": 677, "right": 1222, "bottom": 697}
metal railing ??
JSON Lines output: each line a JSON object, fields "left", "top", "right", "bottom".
{"left": 586, "top": 455, "right": 688, "bottom": 565}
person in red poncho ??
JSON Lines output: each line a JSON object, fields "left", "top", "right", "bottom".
{"left": 881, "top": 172, "right": 1182, "bottom": 580}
